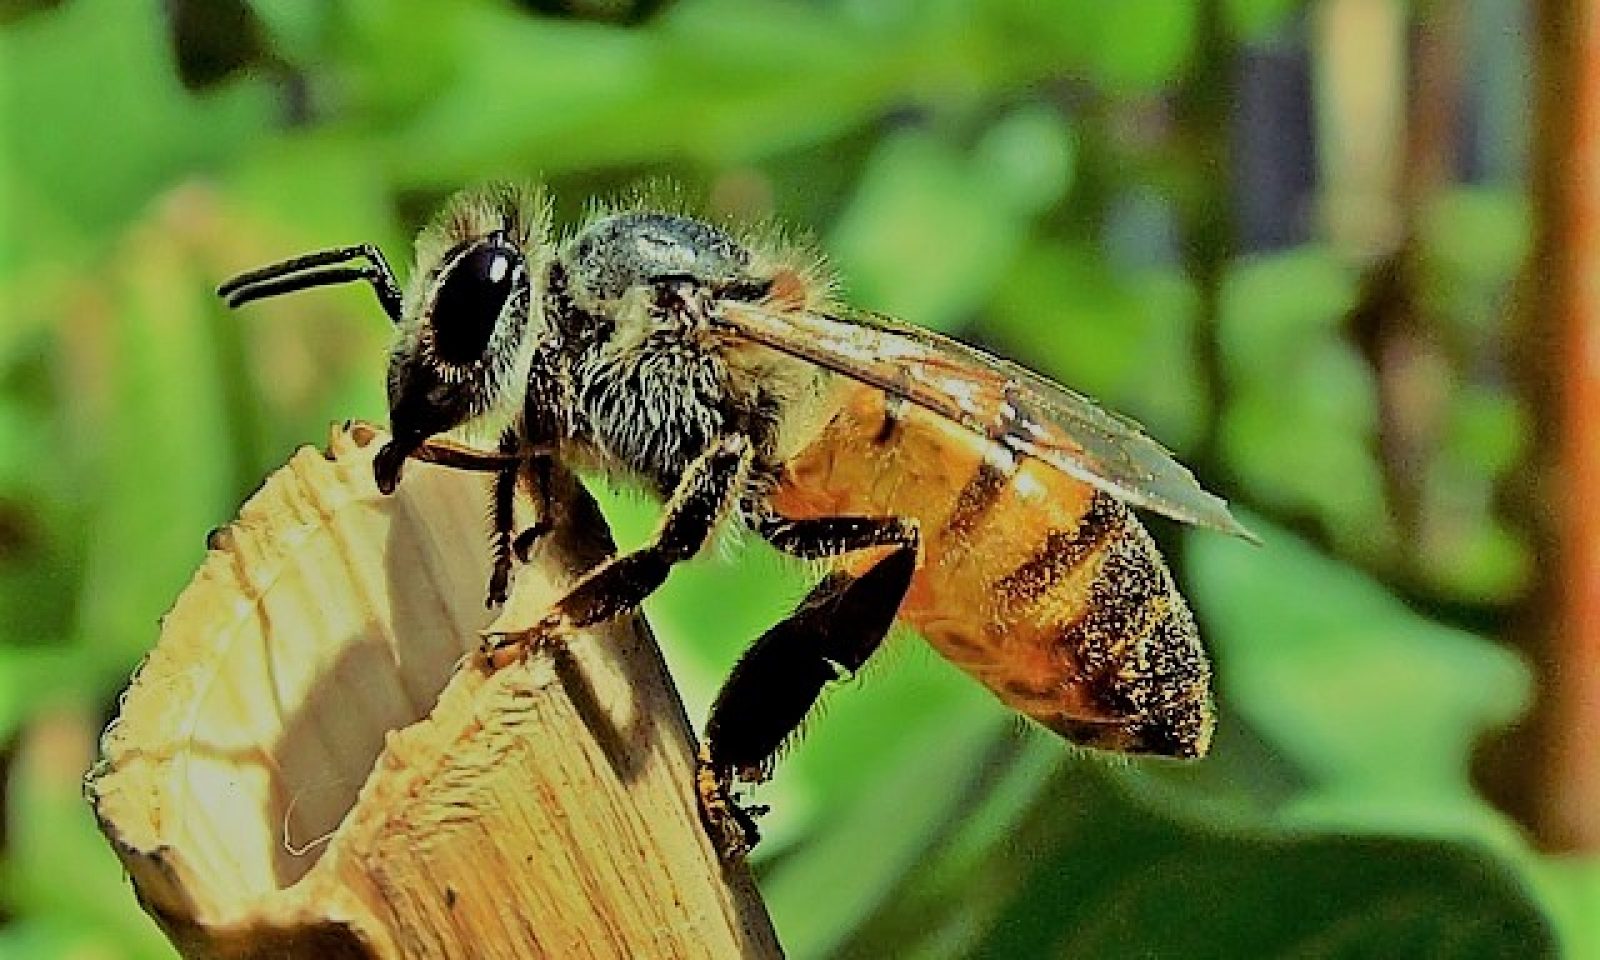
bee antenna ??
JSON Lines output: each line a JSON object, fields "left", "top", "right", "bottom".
{"left": 217, "top": 243, "right": 403, "bottom": 325}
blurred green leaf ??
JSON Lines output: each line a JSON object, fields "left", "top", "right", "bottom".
{"left": 829, "top": 132, "right": 1036, "bottom": 330}
{"left": 988, "top": 243, "right": 1204, "bottom": 449}
{"left": 1224, "top": 0, "right": 1303, "bottom": 39}
{"left": 1189, "top": 515, "right": 1531, "bottom": 837}
{"left": 761, "top": 709, "right": 1008, "bottom": 960}
{"left": 5, "top": 711, "right": 174, "bottom": 959}
{"left": 0, "top": 353, "right": 86, "bottom": 663}
{"left": 1525, "top": 857, "right": 1600, "bottom": 960}
{"left": 0, "top": 0, "right": 271, "bottom": 273}
{"left": 1443, "top": 384, "right": 1526, "bottom": 480}
{"left": 1426, "top": 188, "right": 1530, "bottom": 281}
{"left": 337, "top": 0, "right": 474, "bottom": 122}
{"left": 1083, "top": 0, "right": 1196, "bottom": 93}
{"left": 0, "top": 917, "right": 125, "bottom": 960}
{"left": 840, "top": 740, "right": 1555, "bottom": 959}
{"left": 1424, "top": 187, "right": 1531, "bottom": 344}
{"left": 990, "top": 0, "right": 1195, "bottom": 93}
{"left": 376, "top": 0, "right": 1087, "bottom": 188}
{"left": 0, "top": 648, "right": 83, "bottom": 745}
{"left": 1219, "top": 249, "right": 1395, "bottom": 555}
{"left": 1425, "top": 384, "right": 1531, "bottom": 600}
{"left": 246, "top": 0, "right": 333, "bottom": 65}
{"left": 69, "top": 212, "right": 238, "bottom": 676}
{"left": 380, "top": 1, "right": 882, "bottom": 183}
{"left": 833, "top": 732, "right": 1068, "bottom": 960}
{"left": 975, "top": 780, "right": 1555, "bottom": 960}
{"left": 1219, "top": 247, "right": 1358, "bottom": 372}
{"left": 971, "top": 105, "right": 1076, "bottom": 216}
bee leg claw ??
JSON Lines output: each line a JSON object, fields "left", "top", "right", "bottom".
{"left": 478, "top": 595, "right": 574, "bottom": 662}
{"left": 478, "top": 623, "right": 554, "bottom": 667}
{"left": 696, "top": 745, "right": 762, "bottom": 861}
{"left": 486, "top": 564, "right": 512, "bottom": 609}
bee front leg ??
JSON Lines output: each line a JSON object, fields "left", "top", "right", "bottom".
{"left": 698, "top": 513, "right": 919, "bottom": 858}
{"left": 409, "top": 436, "right": 527, "bottom": 473}
{"left": 483, "top": 435, "right": 754, "bottom": 653}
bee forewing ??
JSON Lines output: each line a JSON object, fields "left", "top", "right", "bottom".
{"left": 717, "top": 302, "right": 1256, "bottom": 542}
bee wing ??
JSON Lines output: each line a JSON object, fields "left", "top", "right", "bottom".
{"left": 718, "top": 302, "right": 1256, "bottom": 541}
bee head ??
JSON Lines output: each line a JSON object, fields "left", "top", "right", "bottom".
{"left": 374, "top": 185, "right": 552, "bottom": 494}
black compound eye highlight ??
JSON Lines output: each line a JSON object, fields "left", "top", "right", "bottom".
{"left": 430, "top": 239, "right": 522, "bottom": 365}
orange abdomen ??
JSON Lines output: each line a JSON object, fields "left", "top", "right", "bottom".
{"left": 768, "top": 384, "right": 1214, "bottom": 757}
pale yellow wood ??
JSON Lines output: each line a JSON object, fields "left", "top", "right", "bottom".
{"left": 87, "top": 423, "right": 782, "bottom": 960}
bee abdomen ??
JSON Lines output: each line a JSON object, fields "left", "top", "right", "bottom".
{"left": 1035, "top": 508, "right": 1214, "bottom": 757}
{"left": 771, "top": 390, "right": 1214, "bottom": 757}
{"left": 917, "top": 482, "right": 1212, "bottom": 758}
{"left": 991, "top": 490, "right": 1124, "bottom": 613}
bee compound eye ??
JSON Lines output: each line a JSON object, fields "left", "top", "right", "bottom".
{"left": 430, "top": 241, "right": 522, "bottom": 365}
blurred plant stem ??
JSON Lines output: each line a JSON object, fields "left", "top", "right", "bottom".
{"left": 1345, "top": 0, "right": 1464, "bottom": 583}
{"left": 1491, "top": 0, "right": 1600, "bottom": 853}
{"left": 1315, "top": 0, "right": 1406, "bottom": 255}
{"left": 1298, "top": 0, "right": 1524, "bottom": 632}
{"left": 1174, "top": 0, "right": 1233, "bottom": 486}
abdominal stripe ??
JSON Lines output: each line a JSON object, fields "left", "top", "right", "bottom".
{"left": 941, "top": 451, "right": 1012, "bottom": 540}
{"left": 993, "top": 492, "right": 1124, "bottom": 608}
{"left": 1052, "top": 527, "right": 1169, "bottom": 710}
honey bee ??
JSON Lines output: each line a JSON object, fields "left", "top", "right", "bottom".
{"left": 218, "top": 183, "right": 1253, "bottom": 857}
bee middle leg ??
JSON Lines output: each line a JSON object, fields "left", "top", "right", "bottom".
{"left": 697, "top": 512, "right": 919, "bottom": 857}
{"left": 486, "top": 449, "right": 559, "bottom": 609}
{"left": 488, "top": 461, "right": 517, "bottom": 608}
{"left": 484, "top": 432, "right": 527, "bottom": 608}
{"left": 484, "top": 435, "right": 753, "bottom": 651}
{"left": 512, "top": 456, "right": 556, "bottom": 563}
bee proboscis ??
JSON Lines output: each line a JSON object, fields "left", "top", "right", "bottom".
{"left": 218, "top": 183, "right": 1252, "bottom": 858}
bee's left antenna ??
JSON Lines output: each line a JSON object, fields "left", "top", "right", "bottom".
{"left": 217, "top": 243, "right": 403, "bottom": 325}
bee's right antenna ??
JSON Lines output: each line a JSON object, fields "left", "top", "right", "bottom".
{"left": 217, "top": 243, "right": 403, "bottom": 324}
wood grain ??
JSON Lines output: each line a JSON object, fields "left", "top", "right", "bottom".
{"left": 86, "top": 422, "right": 782, "bottom": 959}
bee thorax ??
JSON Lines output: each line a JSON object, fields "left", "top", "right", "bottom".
{"left": 568, "top": 340, "right": 757, "bottom": 494}
{"left": 568, "top": 212, "right": 750, "bottom": 306}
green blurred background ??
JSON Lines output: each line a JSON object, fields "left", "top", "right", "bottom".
{"left": 1, "top": 0, "right": 1593, "bottom": 956}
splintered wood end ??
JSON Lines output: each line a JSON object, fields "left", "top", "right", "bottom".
{"left": 87, "top": 423, "right": 780, "bottom": 960}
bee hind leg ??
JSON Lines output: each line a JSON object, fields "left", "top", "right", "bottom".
{"left": 699, "top": 514, "right": 919, "bottom": 858}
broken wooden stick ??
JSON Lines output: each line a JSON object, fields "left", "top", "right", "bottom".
{"left": 86, "top": 422, "right": 782, "bottom": 959}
